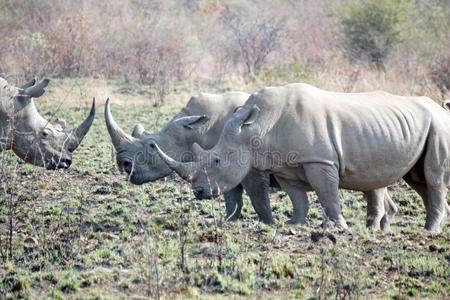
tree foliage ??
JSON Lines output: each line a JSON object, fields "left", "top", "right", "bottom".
{"left": 340, "top": 0, "right": 409, "bottom": 71}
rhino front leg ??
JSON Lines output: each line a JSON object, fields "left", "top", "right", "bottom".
{"left": 424, "top": 186, "right": 448, "bottom": 233}
{"left": 365, "top": 188, "right": 397, "bottom": 231}
{"left": 403, "top": 174, "right": 448, "bottom": 232}
{"left": 275, "top": 176, "right": 309, "bottom": 225}
{"left": 224, "top": 184, "right": 244, "bottom": 221}
{"left": 304, "top": 163, "right": 348, "bottom": 229}
{"left": 241, "top": 171, "right": 274, "bottom": 224}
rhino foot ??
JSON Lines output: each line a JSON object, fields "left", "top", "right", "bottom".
{"left": 260, "top": 216, "right": 275, "bottom": 225}
{"left": 322, "top": 216, "right": 348, "bottom": 229}
{"left": 286, "top": 217, "right": 306, "bottom": 225}
{"left": 380, "top": 215, "right": 390, "bottom": 232}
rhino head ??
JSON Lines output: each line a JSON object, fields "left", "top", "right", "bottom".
{"left": 0, "top": 77, "right": 96, "bottom": 169}
{"left": 154, "top": 104, "right": 261, "bottom": 199}
{"left": 105, "top": 98, "right": 209, "bottom": 184}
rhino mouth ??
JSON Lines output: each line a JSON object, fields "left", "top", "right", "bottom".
{"left": 45, "top": 158, "right": 72, "bottom": 170}
{"left": 192, "top": 187, "right": 219, "bottom": 200}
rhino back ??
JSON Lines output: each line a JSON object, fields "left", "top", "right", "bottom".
{"left": 248, "top": 83, "right": 440, "bottom": 190}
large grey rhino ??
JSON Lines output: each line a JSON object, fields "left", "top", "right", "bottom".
{"left": 104, "top": 93, "right": 276, "bottom": 224}
{"left": 156, "top": 83, "right": 450, "bottom": 233}
{"left": 0, "top": 77, "right": 95, "bottom": 169}
{"left": 106, "top": 91, "right": 396, "bottom": 229}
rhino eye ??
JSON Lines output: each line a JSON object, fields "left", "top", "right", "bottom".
{"left": 214, "top": 158, "right": 220, "bottom": 166}
{"left": 40, "top": 131, "right": 49, "bottom": 138}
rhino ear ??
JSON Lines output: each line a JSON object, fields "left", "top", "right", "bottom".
{"left": 19, "top": 78, "right": 36, "bottom": 90}
{"left": 239, "top": 105, "right": 260, "bottom": 127}
{"left": 443, "top": 100, "right": 450, "bottom": 111}
{"left": 132, "top": 124, "right": 146, "bottom": 138}
{"left": 20, "top": 78, "right": 50, "bottom": 98}
{"left": 175, "top": 115, "right": 209, "bottom": 129}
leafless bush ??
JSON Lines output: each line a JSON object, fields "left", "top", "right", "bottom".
{"left": 0, "top": 0, "right": 449, "bottom": 97}
{"left": 221, "top": 9, "right": 285, "bottom": 80}
{"left": 429, "top": 55, "right": 450, "bottom": 99}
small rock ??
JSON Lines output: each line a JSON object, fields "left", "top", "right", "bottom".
{"left": 24, "top": 237, "right": 38, "bottom": 248}
{"left": 428, "top": 244, "right": 438, "bottom": 252}
{"left": 94, "top": 186, "right": 111, "bottom": 195}
{"left": 325, "top": 232, "right": 337, "bottom": 244}
{"left": 310, "top": 232, "right": 323, "bottom": 243}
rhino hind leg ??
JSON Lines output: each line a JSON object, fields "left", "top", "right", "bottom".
{"left": 275, "top": 176, "right": 309, "bottom": 225}
{"left": 224, "top": 184, "right": 244, "bottom": 221}
{"left": 242, "top": 171, "right": 274, "bottom": 224}
{"left": 365, "top": 188, "right": 397, "bottom": 231}
{"left": 381, "top": 191, "right": 398, "bottom": 231}
{"left": 304, "top": 163, "right": 348, "bottom": 229}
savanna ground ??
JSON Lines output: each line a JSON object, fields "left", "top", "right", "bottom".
{"left": 0, "top": 78, "right": 449, "bottom": 299}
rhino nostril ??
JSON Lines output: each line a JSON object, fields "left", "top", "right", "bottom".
{"left": 193, "top": 188, "right": 204, "bottom": 199}
{"left": 56, "top": 158, "right": 72, "bottom": 169}
{"left": 122, "top": 161, "right": 133, "bottom": 174}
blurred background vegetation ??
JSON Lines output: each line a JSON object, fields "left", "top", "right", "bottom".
{"left": 0, "top": 0, "right": 449, "bottom": 102}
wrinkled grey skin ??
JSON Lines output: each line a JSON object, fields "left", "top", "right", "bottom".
{"left": 107, "top": 93, "right": 396, "bottom": 228}
{"left": 157, "top": 83, "right": 450, "bottom": 233}
{"left": 105, "top": 93, "right": 277, "bottom": 224}
{"left": 0, "top": 77, "right": 96, "bottom": 169}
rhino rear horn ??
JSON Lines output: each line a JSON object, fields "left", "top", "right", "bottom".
{"left": 67, "top": 98, "right": 96, "bottom": 151}
{"left": 132, "top": 124, "right": 146, "bottom": 138}
{"left": 21, "top": 78, "right": 50, "bottom": 98}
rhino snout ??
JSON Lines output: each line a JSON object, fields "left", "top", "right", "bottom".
{"left": 193, "top": 188, "right": 206, "bottom": 200}
{"left": 121, "top": 160, "right": 133, "bottom": 175}
{"left": 45, "top": 158, "right": 72, "bottom": 170}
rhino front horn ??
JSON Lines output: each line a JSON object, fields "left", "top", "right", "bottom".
{"left": 105, "top": 98, "right": 135, "bottom": 149}
{"left": 153, "top": 143, "right": 198, "bottom": 182}
{"left": 67, "top": 98, "right": 96, "bottom": 151}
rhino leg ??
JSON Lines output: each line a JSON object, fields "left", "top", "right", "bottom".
{"left": 365, "top": 188, "right": 397, "bottom": 231}
{"left": 404, "top": 174, "right": 428, "bottom": 208}
{"left": 304, "top": 163, "right": 348, "bottom": 228}
{"left": 381, "top": 190, "right": 398, "bottom": 231}
{"left": 405, "top": 173, "right": 448, "bottom": 233}
{"left": 241, "top": 171, "right": 274, "bottom": 224}
{"left": 224, "top": 184, "right": 244, "bottom": 221}
{"left": 275, "top": 176, "right": 309, "bottom": 225}
{"left": 424, "top": 186, "right": 448, "bottom": 233}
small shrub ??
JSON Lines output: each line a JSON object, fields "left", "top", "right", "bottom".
{"left": 0, "top": 264, "right": 31, "bottom": 299}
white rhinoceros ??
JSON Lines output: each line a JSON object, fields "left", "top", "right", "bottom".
{"left": 0, "top": 77, "right": 95, "bottom": 169}
{"left": 156, "top": 83, "right": 450, "bottom": 233}
{"left": 106, "top": 91, "right": 396, "bottom": 230}
{"left": 105, "top": 93, "right": 277, "bottom": 224}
